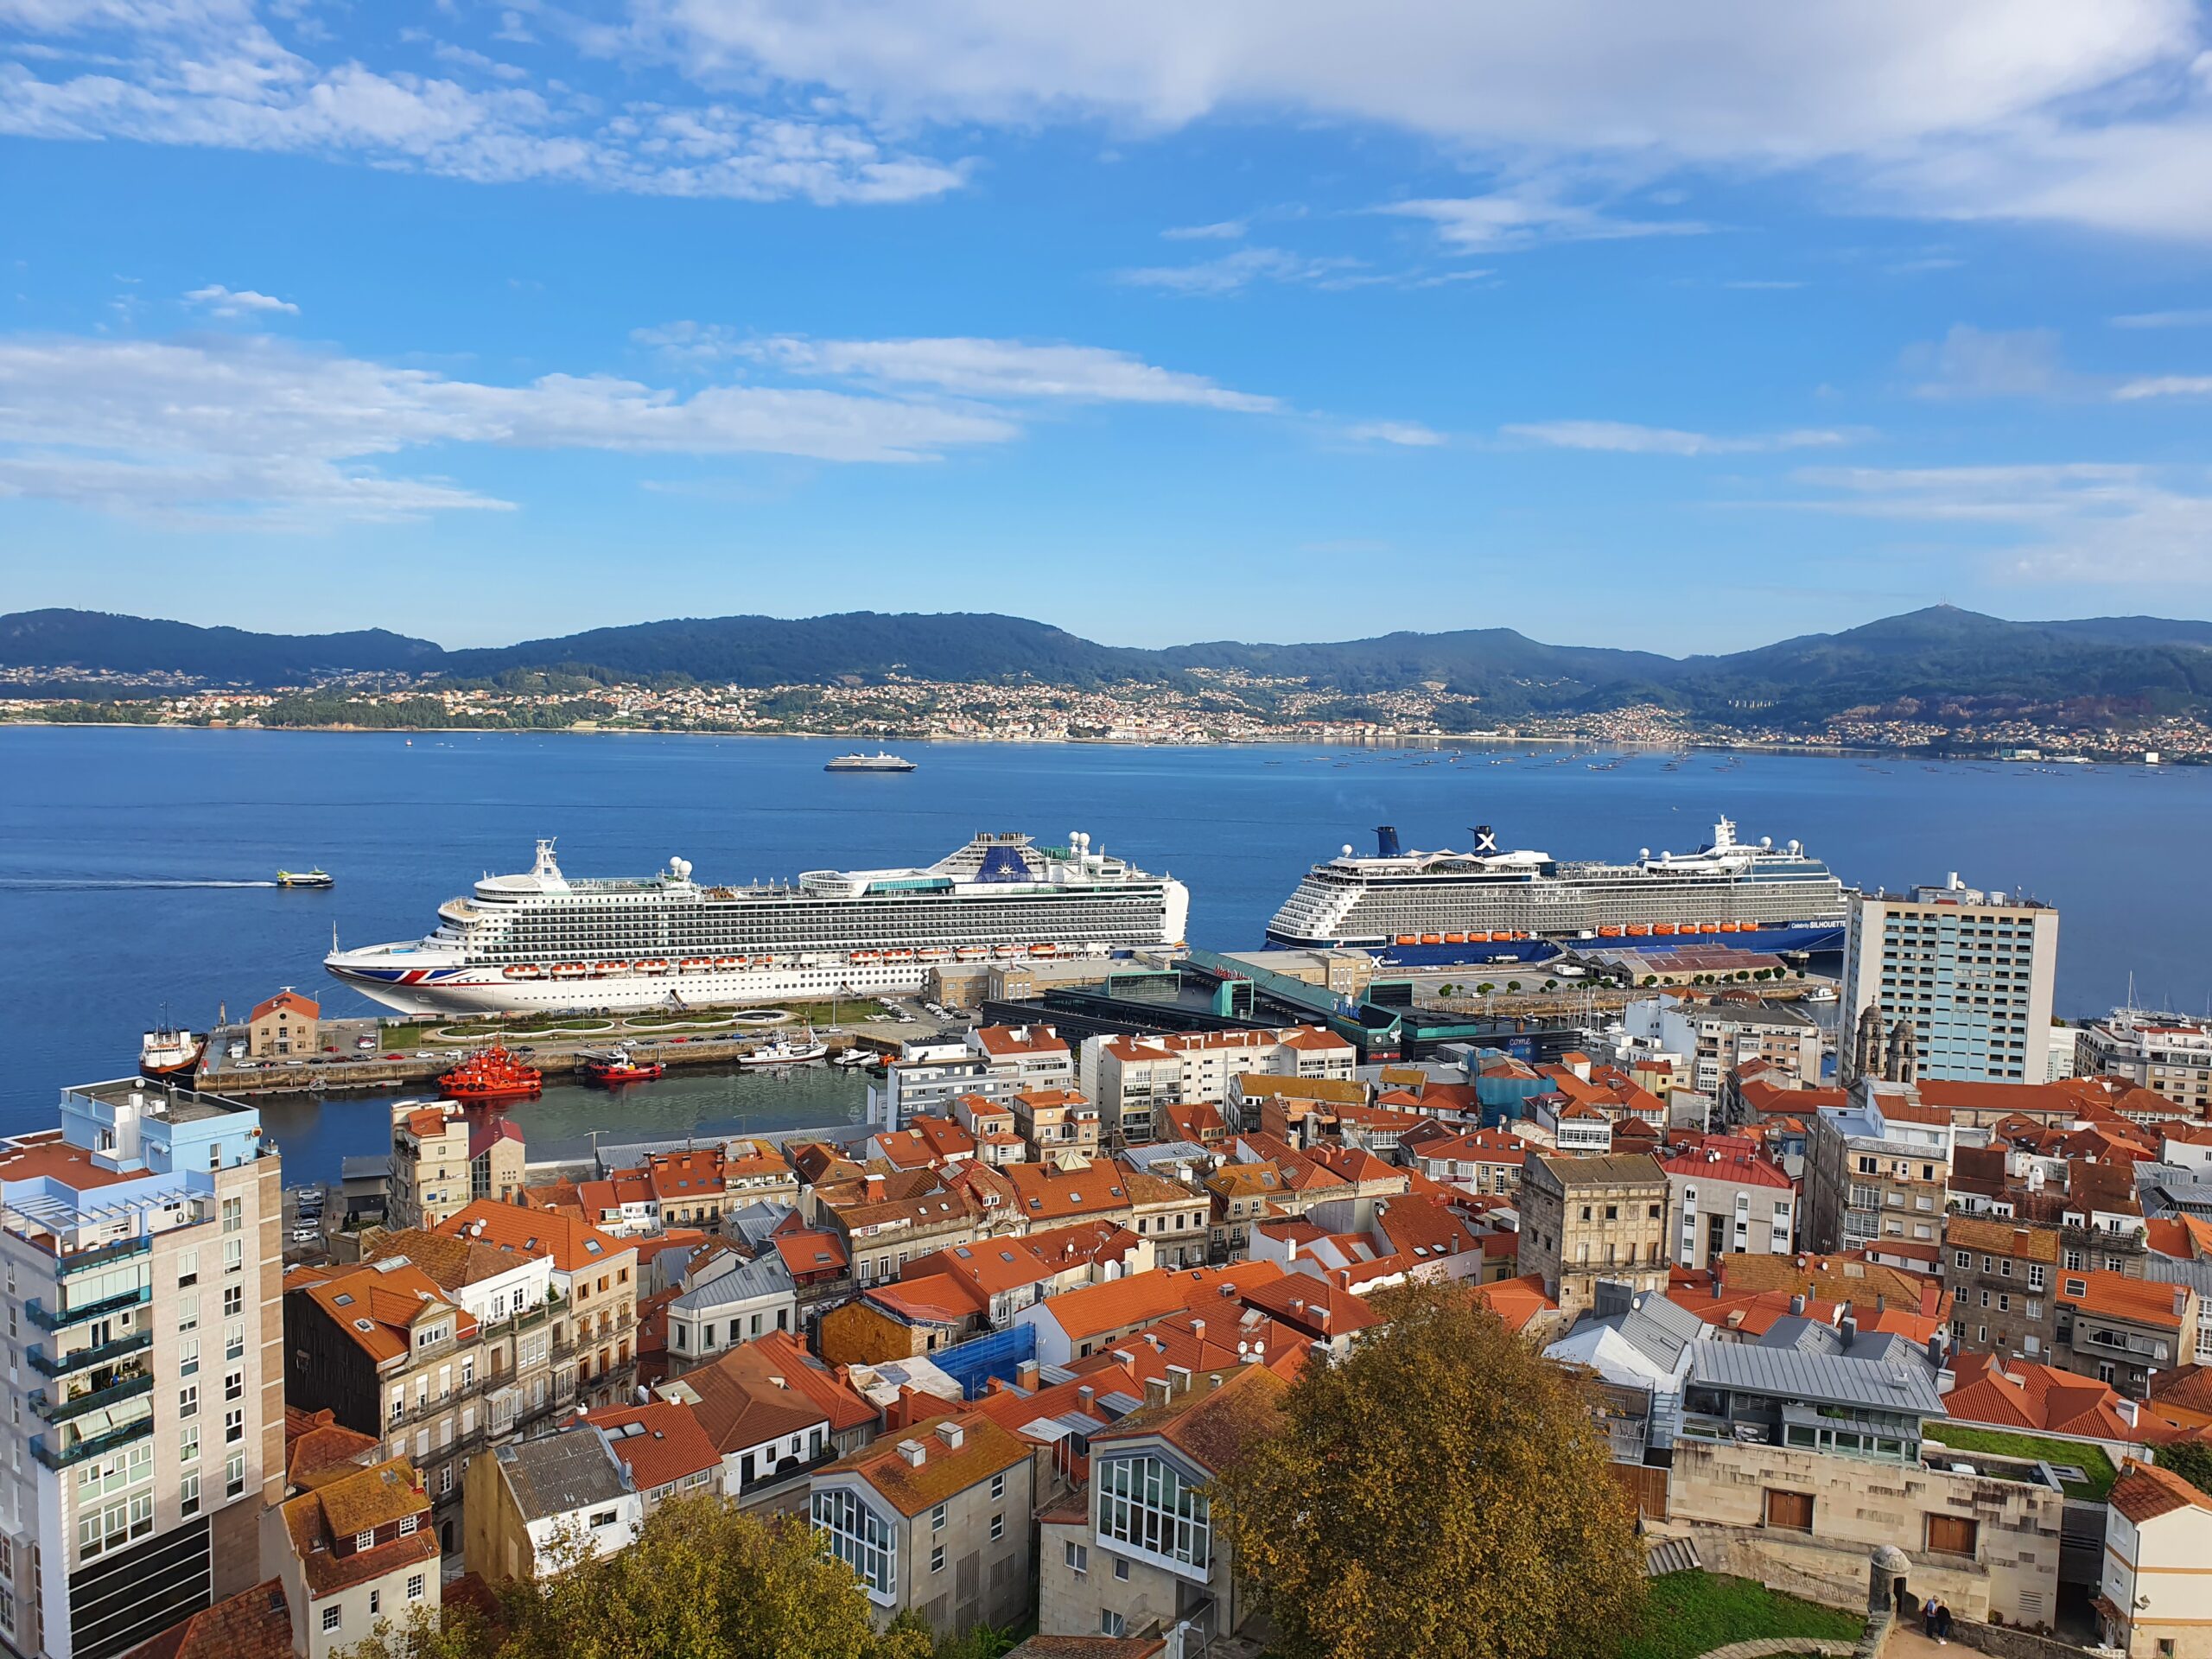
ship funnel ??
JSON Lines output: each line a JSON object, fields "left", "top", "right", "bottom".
{"left": 1470, "top": 825, "right": 1498, "bottom": 855}
{"left": 1374, "top": 825, "right": 1402, "bottom": 859}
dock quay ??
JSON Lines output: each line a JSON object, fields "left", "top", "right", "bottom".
{"left": 192, "top": 1003, "right": 900, "bottom": 1097}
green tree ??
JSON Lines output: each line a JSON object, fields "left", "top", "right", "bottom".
{"left": 2159, "top": 1440, "right": 2212, "bottom": 1497}
{"left": 1219, "top": 1283, "right": 1645, "bottom": 1659}
{"left": 340, "top": 1498, "right": 919, "bottom": 1659}
{"left": 1476, "top": 982, "right": 1495, "bottom": 997}
{"left": 1506, "top": 980, "right": 1522, "bottom": 994}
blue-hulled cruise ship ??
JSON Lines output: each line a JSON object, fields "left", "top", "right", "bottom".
{"left": 1265, "top": 817, "right": 1847, "bottom": 964}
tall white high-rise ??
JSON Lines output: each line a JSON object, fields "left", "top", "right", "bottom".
{"left": 1839, "top": 876, "right": 2060, "bottom": 1084}
{"left": 0, "top": 1080, "right": 284, "bottom": 1659}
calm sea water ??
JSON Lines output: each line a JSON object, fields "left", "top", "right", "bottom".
{"left": 5, "top": 727, "right": 2207, "bottom": 1179}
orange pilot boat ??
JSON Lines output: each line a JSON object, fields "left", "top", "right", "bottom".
{"left": 437, "top": 1045, "right": 543, "bottom": 1104}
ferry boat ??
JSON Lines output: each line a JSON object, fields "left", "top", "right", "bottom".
{"left": 139, "top": 1020, "right": 204, "bottom": 1078}
{"left": 436, "top": 1046, "right": 543, "bottom": 1103}
{"left": 325, "top": 831, "right": 1186, "bottom": 1016}
{"left": 277, "top": 868, "right": 334, "bottom": 889}
{"left": 824, "top": 752, "right": 917, "bottom": 773}
{"left": 1265, "top": 817, "right": 1847, "bottom": 965}
{"left": 579, "top": 1046, "right": 663, "bottom": 1086}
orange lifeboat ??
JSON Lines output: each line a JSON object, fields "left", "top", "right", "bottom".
{"left": 712, "top": 956, "right": 741, "bottom": 969}
{"left": 1029, "top": 944, "right": 1058, "bottom": 957}
{"left": 851, "top": 950, "right": 880, "bottom": 964}
{"left": 636, "top": 957, "right": 671, "bottom": 974}
{"left": 882, "top": 949, "right": 915, "bottom": 962}
{"left": 1421, "top": 933, "right": 1443, "bottom": 945}
{"left": 678, "top": 958, "right": 711, "bottom": 973}
{"left": 591, "top": 961, "right": 630, "bottom": 977}
{"left": 1652, "top": 924, "right": 1677, "bottom": 938}
{"left": 1598, "top": 925, "right": 1624, "bottom": 938}
{"left": 1697, "top": 923, "right": 1719, "bottom": 935}
{"left": 1444, "top": 934, "right": 1467, "bottom": 945}
{"left": 503, "top": 963, "right": 542, "bottom": 980}
{"left": 1395, "top": 935, "right": 1420, "bottom": 946}
{"left": 1625, "top": 925, "right": 1650, "bottom": 938}
{"left": 1717, "top": 922, "right": 1740, "bottom": 934}
{"left": 551, "top": 962, "right": 587, "bottom": 980}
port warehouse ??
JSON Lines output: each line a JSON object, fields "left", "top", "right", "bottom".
{"left": 978, "top": 948, "right": 1588, "bottom": 1067}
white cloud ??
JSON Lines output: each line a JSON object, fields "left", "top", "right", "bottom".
{"left": 741, "top": 334, "right": 1285, "bottom": 411}
{"left": 2110, "top": 308, "right": 2212, "bottom": 328}
{"left": 1115, "top": 245, "right": 1368, "bottom": 295}
{"left": 1382, "top": 188, "right": 1707, "bottom": 252}
{"left": 2113, "top": 374, "right": 2212, "bottom": 398}
{"left": 1906, "top": 325, "right": 2072, "bottom": 399}
{"left": 183, "top": 283, "right": 296, "bottom": 315}
{"left": 0, "top": 4, "right": 969, "bottom": 206}
{"left": 1503, "top": 420, "right": 1855, "bottom": 455}
{"left": 1160, "top": 219, "right": 1248, "bottom": 240}
{"left": 1344, "top": 420, "right": 1446, "bottom": 447}
{"left": 1789, "top": 461, "right": 2212, "bottom": 583}
{"left": 0, "top": 331, "right": 1023, "bottom": 524}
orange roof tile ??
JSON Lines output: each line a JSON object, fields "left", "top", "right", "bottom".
{"left": 819, "top": 1413, "right": 1029, "bottom": 1516}
{"left": 576, "top": 1400, "right": 721, "bottom": 1491}
{"left": 435, "top": 1198, "right": 631, "bottom": 1274}
{"left": 2110, "top": 1458, "right": 2212, "bottom": 1525}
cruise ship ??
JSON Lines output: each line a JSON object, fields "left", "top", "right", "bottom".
{"left": 1265, "top": 817, "right": 1847, "bottom": 964}
{"left": 325, "top": 832, "right": 1188, "bottom": 1015}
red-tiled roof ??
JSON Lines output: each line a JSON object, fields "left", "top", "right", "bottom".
{"left": 123, "top": 1580, "right": 293, "bottom": 1659}
{"left": 435, "top": 1198, "right": 630, "bottom": 1274}
{"left": 2110, "top": 1458, "right": 2212, "bottom": 1525}
{"left": 250, "top": 988, "right": 319, "bottom": 1023}
{"left": 1941, "top": 1353, "right": 2147, "bottom": 1443}
{"left": 575, "top": 1400, "right": 721, "bottom": 1491}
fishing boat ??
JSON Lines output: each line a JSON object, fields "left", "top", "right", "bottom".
{"left": 436, "top": 1045, "right": 543, "bottom": 1103}
{"left": 139, "top": 1019, "right": 204, "bottom": 1078}
{"left": 830, "top": 1047, "right": 877, "bottom": 1069}
{"left": 579, "top": 1046, "right": 664, "bottom": 1086}
{"left": 277, "top": 868, "right": 334, "bottom": 889}
{"left": 740, "top": 1029, "right": 828, "bottom": 1067}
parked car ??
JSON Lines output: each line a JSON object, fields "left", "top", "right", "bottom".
{"left": 290, "top": 1227, "right": 319, "bottom": 1243}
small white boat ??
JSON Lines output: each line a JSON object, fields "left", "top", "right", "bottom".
{"left": 741, "top": 1028, "right": 829, "bottom": 1066}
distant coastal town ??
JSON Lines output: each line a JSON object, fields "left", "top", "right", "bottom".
{"left": 5, "top": 665, "right": 2206, "bottom": 760}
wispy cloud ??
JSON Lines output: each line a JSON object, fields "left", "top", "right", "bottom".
{"left": 1381, "top": 187, "right": 1707, "bottom": 252}
{"left": 2111, "top": 309, "right": 2212, "bottom": 329}
{"left": 2113, "top": 374, "right": 2212, "bottom": 399}
{"left": 1114, "top": 245, "right": 1369, "bottom": 296}
{"left": 1503, "top": 420, "right": 1855, "bottom": 456}
{"left": 740, "top": 334, "right": 1286, "bottom": 412}
{"left": 1789, "top": 461, "right": 2212, "bottom": 584}
{"left": 1722, "top": 279, "right": 1805, "bottom": 290}
{"left": 1343, "top": 420, "right": 1446, "bottom": 447}
{"left": 184, "top": 283, "right": 297, "bottom": 316}
{"left": 1160, "top": 219, "right": 1248, "bottom": 241}
{"left": 1906, "top": 325, "right": 2072, "bottom": 399}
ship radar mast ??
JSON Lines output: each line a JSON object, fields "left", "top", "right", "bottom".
{"left": 531, "top": 838, "right": 563, "bottom": 880}
{"left": 1712, "top": 817, "right": 1738, "bottom": 850}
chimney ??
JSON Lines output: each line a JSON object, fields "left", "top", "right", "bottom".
{"left": 1014, "top": 1359, "right": 1039, "bottom": 1390}
{"left": 1838, "top": 1311, "right": 1858, "bottom": 1349}
{"left": 1927, "top": 1331, "right": 1948, "bottom": 1371}
{"left": 1144, "top": 1376, "right": 1172, "bottom": 1408}
{"left": 936, "top": 1421, "right": 966, "bottom": 1452}
{"left": 1190, "top": 1318, "right": 1205, "bottom": 1343}
{"left": 1789, "top": 1294, "right": 1806, "bottom": 1317}
{"left": 897, "top": 1439, "right": 927, "bottom": 1467}
{"left": 1077, "top": 1385, "right": 1095, "bottom": 1411}
{"left": 1166, "top": 1363, "right": 1192, "bottom": 1396}
{"left": 865, "top": 1174, "right": 886, "bottom": 1202}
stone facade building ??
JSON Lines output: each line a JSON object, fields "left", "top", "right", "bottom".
{"left": 1516, "top": 1152, "right": 1670, "bottom": 1319}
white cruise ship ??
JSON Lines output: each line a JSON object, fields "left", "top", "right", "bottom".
{"left": 326, "top": 833, "right": 1187, "bottom": 1015}
{"left": 1266, "top": 817, "right": 1847, "bottom": 964}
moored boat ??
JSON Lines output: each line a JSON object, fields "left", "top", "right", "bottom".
{"left": 740, "top": 1029, "right": 828, "bottom": 1067}
{"left": 437, "top": 1045, "right": 543, "bottom": 1103}
{"left": 140, "top": 1020, "right": 204, "bottom": 1078}
{"left": 580, "top": 1046, "right": 663, "bottom": 1086}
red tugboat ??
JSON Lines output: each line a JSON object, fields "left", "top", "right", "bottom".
{"left": 436, "top": 1045, "right": 543, "bottom": 1104}
{"left": 579, "top": 1046, "right": 664, "bottom": 1087}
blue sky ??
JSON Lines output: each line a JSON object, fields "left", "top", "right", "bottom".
{"left": 4, "top": 1, "right": 2212, "bottom": 652}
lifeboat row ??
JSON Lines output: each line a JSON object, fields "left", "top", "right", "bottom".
{"left": 1393, "top": 931, "right": 1535, "bottom": 946}
{"left": 499, "top": 940, "right": 1068, "bottom": 980}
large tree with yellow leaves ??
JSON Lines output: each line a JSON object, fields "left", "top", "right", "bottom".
{"left": 1218, "top": 1282, "right": 1646, "bottom": 1659}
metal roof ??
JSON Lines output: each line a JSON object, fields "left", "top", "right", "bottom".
{"left": 1688, "top": 1341, "right": 1944, "bottom": 1417}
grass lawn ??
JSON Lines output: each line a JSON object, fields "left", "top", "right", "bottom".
{"left": 1621, "top": 1571, "right": 1862, "bottom": 1659}
{"left": 1925, "top": 1424, "right": 2118, "bottom": 1500}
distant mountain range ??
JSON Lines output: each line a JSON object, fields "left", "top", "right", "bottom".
{"left": 9, "top": 604, "right": 2212, "bottom": 730}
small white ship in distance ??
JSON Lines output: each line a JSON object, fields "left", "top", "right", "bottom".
{"left": 824, "top": 751, "right": 917, "bottom": 772}
{"left": 741, "top": 1028, "right": 829, "bottom": 1066}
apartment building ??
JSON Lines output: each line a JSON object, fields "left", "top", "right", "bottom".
{"left": 386, "top": 1103, "right": 525, "bottom": 1232}
{"left": 1623, "top": 996, "right": 1824, "bottom": 1095}
{"left": 1659, "top": 1140, "right": 1796, "bottom": 1270}
{"left": 1036, "top": 1365, "right": 1287, "bottom": 1648}
{"left": 1943, "top": 1216, "right": 2063, "bottom": 1363}
{"left": 871, "top": 1027, "right": 1076, "bottom": 1133}
{"left": 0, "top": 1082, "right": 285, "bottom": 1659}
{"left": 1840, "top": 878, "right": 2060, "bottom": 1084}
{"left": 465, "top": 1426, "right": 642, "bottom": 1582}
{"left": 664, "top": 1252, "right": 798, "bottom": 1373}
{"left": 1079, "top": 1027, "right": 1356, "bottom": 1145}
{"left": 1516, "top": 1153, "right": 1670, "bottom": 1319}
{"left": 1402, "top": 1126, "right": 1527, "bottom": 1198}
{"left": 1008, "top": 1090, "right": 1102, "bottom": 1162}
{"left": 2101, "top": 1459, "right": 2212, "bottom": 1659}
{"left": 1803, "top": 1080, "right": 1956, "bottom": 1252}
{"left": 283, "top": 1258, "right": 486, "bottom": 1549}
{"left": 2078, "top": 1010, "right": 2212, "bottom": 1113}
{"left": 2054, "top": 1272, "right": 2196, "bottom": 1397}
{"left": 434, "top": 1200, "right": 640, "bottom": 1409}
{"left": 810, "top": 1414, "right": 1035, "bottom": 1637}
{"left": 265, "top": 1457, "right": 438, "bottom": 1659}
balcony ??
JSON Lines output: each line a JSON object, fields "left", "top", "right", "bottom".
{"left": 57, "top": 1234, "right": 152, "bottom": 1275}
{"left": 31, "top": 1408, "right": 155, "bottom": 1470}
{"left": 27, "top": 1285, "right": 152, "bottom": 1332}
{"left": 29, "top": 1328, "right": 153, "bottom": 1378}
{"left": 34, "top": 1372, "right": 154, "bottom": 1426}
